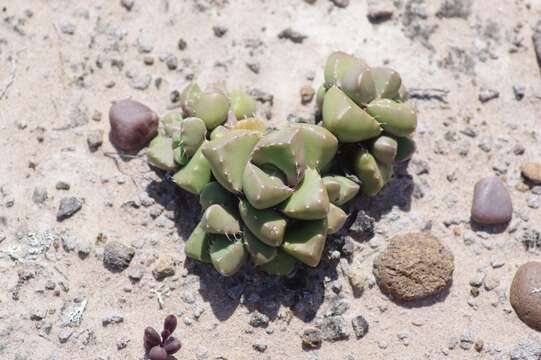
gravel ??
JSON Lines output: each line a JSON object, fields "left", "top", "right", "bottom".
{"left": 302, "top": 327, "right": 323, "bottom": 348}
{"left": 248, "top": 312, "right": 269, "bottom": 328}
{"left": 86, "top": 129, "right": 104, "bottom": 152}
{"left": 478, "top": 87, "right": 499, "bottom": 103}
{"left": 316, "top": 316, "right": 349, "bottom": 342}
{"left": 136, "top": 31, "right": 154, "bottom": 53}
{"left": 351, "top": 315, "right": 369, "bottom": 339}
{"left": 32, "top": 187, "right": 48, "bottom": 204}
{"left": 277, "top": 28, "right": 307, "bottom": 43}
{"left": 56, "top": 197, "right": 82, "bottom": 221}
{"left": 103, "top": 241, "right": 135, "bottom": 272}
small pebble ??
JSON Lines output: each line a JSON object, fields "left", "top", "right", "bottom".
{"left": 213, "top": 26, "right": 228, "bottom": 38}
{"left": 351, "top": 315, "right": 369, "bottom": 338}
{"left": 527, "top": 196, "right": 540, "bottom": 209}
{"left": 103, "top": 241, "right": 135, "bottom": 272}
{"left": 471, "top": 176, "right": 513, "bottom": 224}
{"left": 177, "top": 38, "right": 187, "bottom": 50}
{"left": 87, "top": 129, "right": 104, "bottom": 152}
{"left": 484, "top": 275, "right": 500, "bottom": 291}
{"left": 277, "top": 28, "right": 307, "bottom": 43}
{"left": 330, "top": 0, "right": 349, "bottom": 8}
{"left": 302, "top": 327, "right": 322, "bottom": 348}
{"left": 32, "top": 187, "right": 48, "bottom": 204}
{"left": 60, "top": 23, "right": 76, "bottom": 35}
{"left": 252, "top": 339, "right": 267, "bottom": 352}
{"left": 152, "top": 255, "right": 176, "bottom": 280}
{"left": 521, "top": 163, "right": 541, "bottom": 185}
{"left": 478, "top": 88, "right": 499, "bottom": 103}
{"left": 367, "top": 3, "right": 394, "bottom": 23}
{"left": 56, "top": 181, "right": 70, "bottom": 190}
{"left": 58, "top": 328, "right": 73, "bottom": 343}
{"left": 57, "top": 197, "right": 82, "bottom": 221}
{"left": 136, "top": 31, "right": 154, "bottom": 53}
{"left": 513, "top": 85, "right": 526, "bottom": 100}
{"left": 120, "top": 0, "right": 135, "bottom": 11}
{"left": 128, "top": 266, "right": 145, "bottom": 282}
{"left": 469, "top": 271, "right": 486, "bottom": 287}
{"left": 300, "top": 85, "right": 315, "bottom": 104}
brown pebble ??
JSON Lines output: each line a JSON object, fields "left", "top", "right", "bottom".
{"left": 373, "top": 232, "right": 454, "bottom": 301}
{"left": 109, "top": 99, "right": 158, "bottom": 152}
{"left": 474, "top": 339, "right": 484, "bottom": 352}
{"left": 300, "top": 85, "right": 315, "bottom": 105}
{"left": 510, "top": 261, "right": 541, "bottom": 330}
{"left": 521, "top": 162, "right": 541, "bottom": 185}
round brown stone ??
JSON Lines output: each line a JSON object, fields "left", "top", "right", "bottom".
{"left": 510, "top": 261, "right": 541, "bottom": 331}
{"left": 521, "top": 163, "right": 541, "bottom": 185}
{"left": 373, "top": 232, "right": 454, "bottom": 301}
{"left": 109, "top": 99, "right": 158, "bottom": 152}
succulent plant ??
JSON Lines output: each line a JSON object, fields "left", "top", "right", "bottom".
{"left": 144, "top": 314, "right": 181, "bottom": 360}
{"left": 319, "top": 51, "right": 417, "bottom": 195}
{"left": 145, "top": 52, "right": 417, "bottom": 277}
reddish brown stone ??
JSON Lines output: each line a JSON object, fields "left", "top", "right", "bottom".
{"left": 510, "top": 262, "right": 541, "bottom": 331}
{"left": 109, "top": 99, "right": 158, "bottom": 152}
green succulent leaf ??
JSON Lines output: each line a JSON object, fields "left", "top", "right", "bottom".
{"left": 171, "top": 144, "right": 212, "bottom": 194}
{"left": 395, "top": 136, "right": 416, "bottom": 162}
{"left": 160, "top": 112, "right": 183, "bottom": 137}
{"left": 353, "top": 150, "right": 388, "bottom": 196}
{"left": 202, "top": 130, "right": 260, "bottom": 193}
{"left": 327, "top": 204, "right": 348, "bottom": 234}
{"left": 180, "top": 83, "right": 202, "bottom": 117}
{"left": 367, "top": 98, "right": 417, "bottom": 137}
{"left": 259, "top": 249, "right": 296, "bottom": 276}
{"left": 324, "top": 51, "right": 376, "bottom": 106}
{"left": 239, "top": 199, "right": 287, "bottom": 247}
{"left": 147, "top": 136, "right": 176, "bottom": 171}
{"left": 282, "top": 218, "right": 328, "bottom": 267}
{"left": 251, "top": 128, "right": 305, "bottom": 187}
{"left": 242, "top": 162, "right": 293, "bottom": 210}
{"left": 289, "top": 123, "right": 338, "bottom": 171}
{"left": 371, "top": 136, "right": 398, "bottom": 165}
{"left": 199, "top": 181, "right": 238, "bottom": 212}
{"left": 179, "top": 117, "right": 207, "bottom": 157}
{"left": 209, "top": 236, "right": 246, "bottom": 276}
{"left": 229, "top": 90, "right": 257, "bottom": 120}
{"left": 282, "top": 168, "right": 330, "bottom": 220}
{"left": 185, "top": 222, "right": 211, "bottom": 263}
{"left": 371, "top": 66, "right": 402, "bottom": 99}
{"left": 322, "top": 86, "right": 382, "bottom": 143}
{"left": 244, "top": 230, "right": 277, "bottom": 266}
{"left": 201, "top": 204, "right": 241, "bottom": 235}
{"left": 322, "top": 175, "right": 360, "bottom": 206}
{"left": 193, "top": 91, "right": 230, "bottom": 130}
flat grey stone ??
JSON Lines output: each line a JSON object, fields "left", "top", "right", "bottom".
{"left": 57, "top": 197, "right": 82, "bottom": 221}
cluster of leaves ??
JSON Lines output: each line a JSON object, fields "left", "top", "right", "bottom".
{"left": 144, "top": 315, "right": 181, "bottom": 360}
{"left": 145, "top": 52, "right": 417, "bottom": 277}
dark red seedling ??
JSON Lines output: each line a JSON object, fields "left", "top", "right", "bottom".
{"left": 144, "top": 314, "right": 182, "bottom": 360}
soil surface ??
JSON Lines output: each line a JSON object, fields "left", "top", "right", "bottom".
{"left": 1, "top": 0, "right": 541, "bottom": 359}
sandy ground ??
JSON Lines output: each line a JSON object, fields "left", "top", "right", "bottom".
{"left": 1, "top": 0, "right": 541, "bottom": 359}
